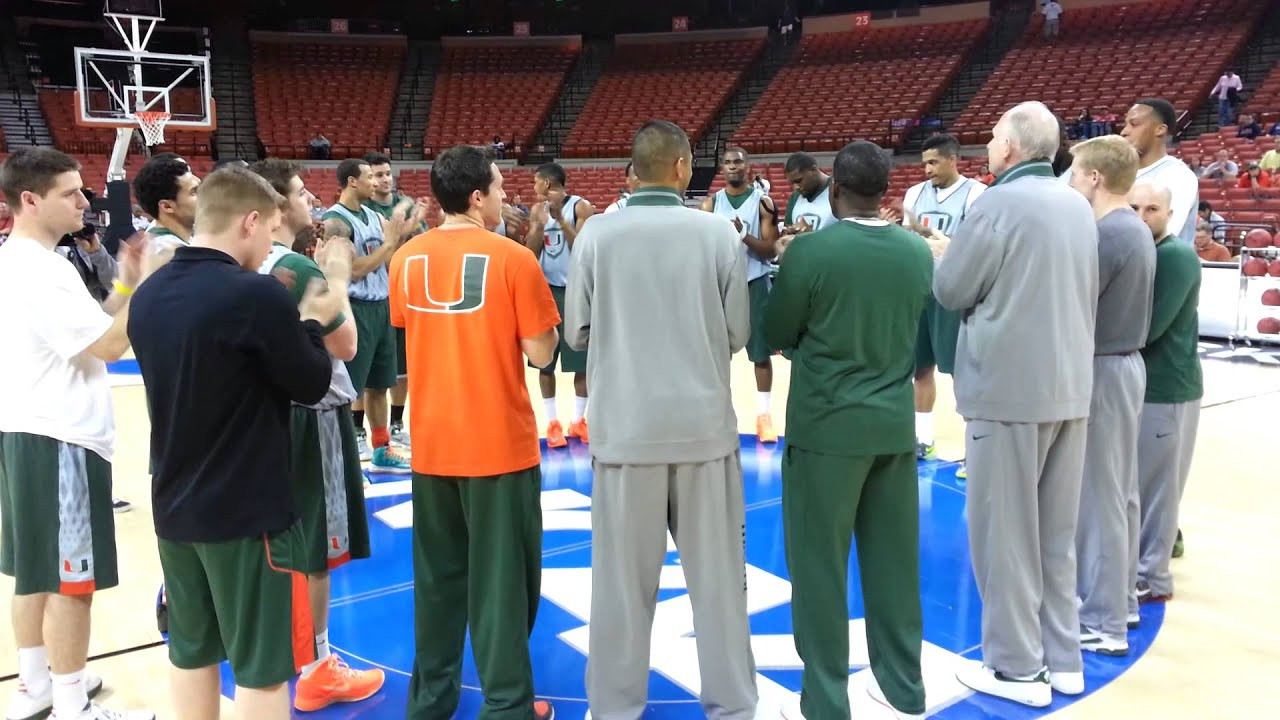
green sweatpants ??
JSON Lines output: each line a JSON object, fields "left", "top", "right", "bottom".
{"left": 782, "top": 446, "right": 925, "bottom": 718}
{"left": 407, "top": 466, "right": 543, "bottom": 720}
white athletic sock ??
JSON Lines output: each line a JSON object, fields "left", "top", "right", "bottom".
{"left": 573, "top": 396, "right": 588, "bottom": 423}
{"left": 18, "top": 646, "right": 50, "bottom": 697}
{"left": 50, "top": 670, "right": 87, "bottom": 719}
{"left": 916, "top": 412, "right": 934, "bottom": 445}
{"left": 543, "top": 398, "right": 558, "bottom": 424}
{"left": 301, "top": 630, "right": 331, "bottom": 678}
{"left": 757, "top": 392, "right": 771, "bottom": 416}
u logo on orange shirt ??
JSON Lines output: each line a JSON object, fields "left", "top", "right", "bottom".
{"left": 403, "top": 253, "right": 490, "bottom": 314}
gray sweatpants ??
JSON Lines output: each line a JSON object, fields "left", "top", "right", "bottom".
{"left": 1137, "top": 401, "right": 1201, "bottom": 597}
{"left": 586, "top": 453, "right": 758, "bottom": 720}
{"left": 965, "top": 417, "right": 1087, "bottom": 677}
{"left": 1076, "top": 353, "right": 1145, "bottom": 638}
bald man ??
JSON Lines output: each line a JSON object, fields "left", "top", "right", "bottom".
{"left": 1128, "top": 183, "right": 1203, "bottom": 608}
{"left": 933, "top": 101, "right": 1098, "bottom": 707}
{"left": 564, "top": 121, "right": 757, "bottom": 719}
{"left": 1065, "top": 137, "right": 1156, "bottom": 657}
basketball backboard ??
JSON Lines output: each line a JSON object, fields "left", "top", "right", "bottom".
{"left": 74, "top": 47, "right": 215, "bottom": 132}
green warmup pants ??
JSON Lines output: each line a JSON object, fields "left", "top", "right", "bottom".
{"left": 407, "top": 466, "right": 543, "bottom": 720}
{"left": 782, "top": 446, "right": 925, "bottom": 718}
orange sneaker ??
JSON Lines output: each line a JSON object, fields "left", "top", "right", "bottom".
{"left": 293, "top": 654, "right": 386, "bottom": 712}
{"left": 568, "top": 418, "right": 589, "bottom": 443}
{"left": 757, "top": 414, "right": 778, "bottom": 444}
{"left": 546, "top": 420, "right": 568, "bottom": 448}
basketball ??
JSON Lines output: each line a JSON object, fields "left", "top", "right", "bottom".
{"left": 1243, "top": 257, "right": 1268, "bottom": 276}
{"left": 1244, "top": 228, "right": 1273, "bottom": 248}
{"left": 1258, "top": 317, "right": 1280, "bottom": 335}
{"left": 1263, "top": 288, "right": 1280, "bottom": 306}
{"left": 1270, "top": 259, "right": 1280, "bottom": 277}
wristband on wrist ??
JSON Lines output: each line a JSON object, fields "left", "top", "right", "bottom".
{"left": 112, "top": 279, "right": 134, "bottom": 296}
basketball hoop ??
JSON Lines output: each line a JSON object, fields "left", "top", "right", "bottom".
{"left": 134, "top": 110, "right": 170, "bottom": 146}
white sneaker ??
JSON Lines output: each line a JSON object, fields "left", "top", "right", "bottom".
{"left": 780, "top": 693, "right": 805, "bottom": 720}
{"left": 956, "top": 660, "right": 1051, "bottom": 707}
{"left": 1127, "top": 612, "right": 1140, "bottom": 629}
{"left": 867, "top": 674, "right": 925, "bottom": 719}
{"left": 53, "top": 702, "right": 154, "bottom": 720}
{"left": 1049, "top": 671, "right": 1084, "bottom": 696}
{"left": 389, "top": 423, "right": 411, "bottom": 452}
{"left": 356, "top": 432, "right": 372, "bottom": 462}
{"left": 7, "top": 672, "right": 103, "bottom": 720}
{"left": 1080, "top": 628, "right": 1128, "bottom": 656}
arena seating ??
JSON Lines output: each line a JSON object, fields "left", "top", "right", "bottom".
{"left": 254, "top": 38, "right": 404, "bottom": 159}
{"left": 1177, "top": 128, "right": 1280, "bottom": 227}
{"left": 1244, "top": 60, "right": 1280, "bottom": 125}
{"left": 38, "top": 88, "right": 213, "bottom": 157}
{"left": 0, "top": 127, "right": 6, "bottom": 154}
{"left": 732, "top": 20, "right": 986, "bottom": 153}
{"left": 386, "top": 165, "right": 628, "bottom": 218}
{"left": 425, "top": 45, "right": 578, "bottom": 160}
{"left": 561, "top": 38, "right": 765, "bottom": 158}
{"left": 951, "top": 0, "right": 1262, "bottom": 143}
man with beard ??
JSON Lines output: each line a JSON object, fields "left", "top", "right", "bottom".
{"left": 701, "top": 146, "right": 780, "bottom": 443}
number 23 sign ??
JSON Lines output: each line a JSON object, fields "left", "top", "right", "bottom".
{"left": 852, "top": 12, "right": 871, "bottom": 29}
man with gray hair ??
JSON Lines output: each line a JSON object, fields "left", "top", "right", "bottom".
{"left": 931, "top": 101, "right": 1098, "bottom": 707}
{"left": 564, "top": 120, "right": 757, "bottom": 719}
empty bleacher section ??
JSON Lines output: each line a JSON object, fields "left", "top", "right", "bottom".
{"left": 39, "top": 88, "right": 212, "bottom": 157}
{"left": 253, "top": 33, "right": 404, "bottom": 159}
{"left": 1245, "top": 61, "right": 1280, "bottom": 125}
{"left": 731, "top": 18, "right": 987, "bottom": 153}
{"left": 951, "top": 0, "right": 1263, "bottom": 143}
{"left": 561, "top": 33, "right": 765, "bottom": 158}
{"left": 424, "top": 38, "right": 578, "bottom": 160}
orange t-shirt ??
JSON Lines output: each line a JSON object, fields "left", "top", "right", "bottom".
{"left": 389, "top": 226, "right": 560, "bottom": 477}
{"left": 1196, "top": 241, "right": 1231, "bottom": 262}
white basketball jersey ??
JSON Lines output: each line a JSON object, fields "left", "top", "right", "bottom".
{"left": 712, "top": 187, "right": 771, "bottom": 281}
{"left": 788, "top": 183, "right": 836, "bottom": 232}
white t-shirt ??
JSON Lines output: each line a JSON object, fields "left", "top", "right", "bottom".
{"left": 0, "top": 236, "right": 115, "bottom": 461}
{"left": 1044, "top": 2, "right": 1063, "bottom": 20}
{"left": 1060, "top": 154, "right": 1199, "bottom": 243}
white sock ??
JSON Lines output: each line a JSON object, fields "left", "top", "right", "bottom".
{"left": 543, "top": 398, "right": 558, "bottom": 424}
{"left": 916, "top": 412, "right": 934, "bottom": 445}
{"left": 18, "top": 646, "right": 50, "bottom": 697}
{"left": 51, "top": 670, "right": 87, "bottom": 719}
{"left": 573, "top": 396, "right": 587, "bottom": 423}
{"left": 301, "top": 630, "right": 331, "bottom": 678}
{"left": 757, "top": 392, "right": 771, "bottom": 416}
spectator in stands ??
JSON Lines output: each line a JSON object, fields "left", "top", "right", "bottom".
{"left": 1073, "top": 108, "right": 1093, "bottom": 139}
{"left": 1236, "top": 114, "right": 1263, "bottom": 141}
{"left": 977, "top": 164, "right": 996, "bottom": 185}
{"left": 309, "top": 133, "right": 332, "bottom": 160}
{"left": 1194, "top": 220, "right": 1231, "bottom": 262}
{"left": 1212, "top": 69, "right": 1243, "bottom": 127}
{"left": 1043, "top": 0, "right": 1063, "bottom": 40}
{"left": 493, "top": 135, "right": 507, "bottom": 160}
{"left": 309, "top": 196, "right": 325, "bottom": 221}
{"left": 779, "top": 2, "right": 797, "bottom": 45}
{"left": 1092, "top": 107, "right": 1117, "bottom": 138}
{"left": 1238, "top": 161, "right": 1272, "bottom": 191}
{"left": 1269, "top": 121, "right": 1280, "bottom": 136}
{"left": 1260, "top": 135, "right": 1280, "bottom": 174}
{"left": 1202, "top": 150, "right": 1239, "bottom": 180}
{"left": 1198, "top": 201, "right": 1227, "bottom": 243}
{"left": 1184, "top": 154, "right": 1206, "bottom": 178}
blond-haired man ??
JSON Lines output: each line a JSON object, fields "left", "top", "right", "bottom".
{"left": 129, "top": 166, "right": 348, "bottom": 720}
{"left": 1066, "top": 135, "right": 1157, "bottom": 657}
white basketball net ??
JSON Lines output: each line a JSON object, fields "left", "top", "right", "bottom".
{"left": 134, "top": 110, "right": 170, "bottom": 146}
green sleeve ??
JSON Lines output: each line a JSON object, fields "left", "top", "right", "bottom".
{"left": 276, "top": 253, "right": 346, "bottom": 336}
{"left": 1147, "top": 244, "right": 1196, "bottom": 344}
{"left": 763, "top": 236, "right": 814, "bottom": 352}
{"left": 784, "top": 190, "right": 800, "bottom": 226}
{"left": 321, "top": 210, "right": 355, "bottom": 237}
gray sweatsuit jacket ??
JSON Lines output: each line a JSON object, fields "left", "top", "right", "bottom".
{"left": 933, "top": 160, "right": 1099, "bottom": 424}
{"left": 563, "top": 186, "right": 749, "bottom": 465}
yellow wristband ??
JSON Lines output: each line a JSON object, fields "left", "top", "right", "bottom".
{"left": 112, "top": 279, "right": 134, "bottom": 296}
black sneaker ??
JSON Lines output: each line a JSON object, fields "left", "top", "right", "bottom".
{"left": 113, "top": 497, "right": 132, "bottom": 513}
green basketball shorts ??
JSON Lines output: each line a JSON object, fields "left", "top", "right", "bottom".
{"left": 0, "top": 432, "right": 118, "bottom": 596}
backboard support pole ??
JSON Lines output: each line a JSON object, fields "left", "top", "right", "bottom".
{"left": 107, "top": 127, "right": 134, "bottom": 182}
